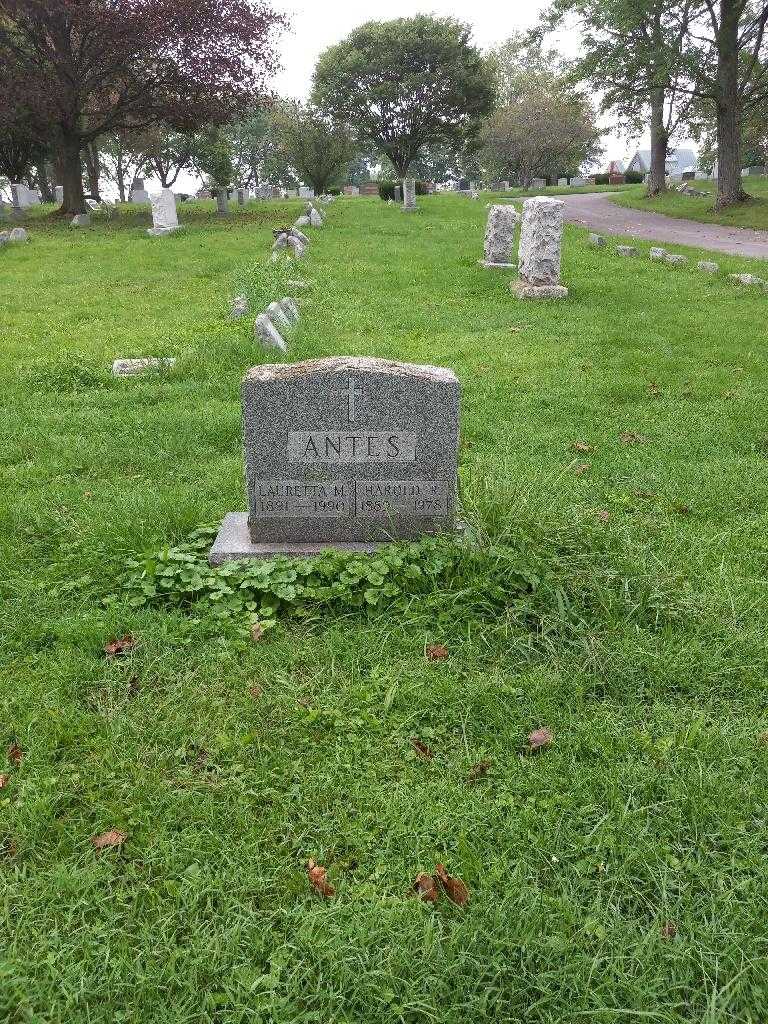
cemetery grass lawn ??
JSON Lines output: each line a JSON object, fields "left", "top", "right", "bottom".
{"left": 3, "top": 196, "right": 768, "bottom": 1024}
{"left": 611, "top": 175, "right": 768, "bottom": 230}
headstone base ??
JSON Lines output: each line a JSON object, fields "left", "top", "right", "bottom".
{"left": 146, "top": 226, "right": 180, "bottom": 236}
{"left": 511, "top": 281, "right": 568, "bottom": 299}
{"left": 209, "top": 512, "right": 395, "bottom": 564}
{"left": 479, "top": 259, "right": 516, "bottom": 269}
{"left": 209, "top": 513, "right": 465, "bottom": 565}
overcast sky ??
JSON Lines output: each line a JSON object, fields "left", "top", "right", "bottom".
{"left": 158, "top": 1, "right": 688, "bottom": 193}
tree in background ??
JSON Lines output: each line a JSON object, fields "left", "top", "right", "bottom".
{"left": 272, "top": 101, "right": 355, "bottom": 194}
{"left": 100, "top": 133, "right": 146, "bottom": 203}
{"left": 480, "top": 86, "right": 602, "bottom": 187}
{"left": 682, "top": 1, "right": 768, "bottom": 208}
{"left": 139, "top": 129, "right": 195, "bottom": 189}
{"left": 312, "top": 15, "right": 494, "bottom": 179}
{"left": 539, "top": 3, "right": 693, "bottom": 196}
{"left": 192, "top": 128, "right": 235, "bottom": 191}
{"left": 0, "top": 0, "right": 285, "bottom": 214}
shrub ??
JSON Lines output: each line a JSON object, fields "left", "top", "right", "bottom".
{"left": 625, "top": 171, "right": 644, "bottom": 184}
{"left": 378, "top": 182, "right": 397, "bottom": 200}
{"left": 415, "top": 180, "right": 429, "bottom": 195}
{"left": 593, "top": 173, "right": 609, "bottom": 185}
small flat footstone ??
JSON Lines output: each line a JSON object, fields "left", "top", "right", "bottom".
{"left": 664, "top": 253, "right": 687, "bottom": 265}
{"left": 615, "top": 245, "right": 638, "bottom": 256}
{"left": 649, "top": 247, "right": 667, "bottom": 260}
{"left": 112, "top": 357, "right": 176, "bottom": 376}
{"left": 728, "top": 272, "right": 764, "bottom": 285}
{"left": 8, "top": 227, "right": 29, "bottom": 242}
{"left": 511, "top": 281, "right": 568, "bottom": 299}
{"left": 697, "top": 260, "right": 719, "bottom": 273}
{"left": 588, "top": 233, "right": 606, "bottom": 246}
{"left": 231, "top": 295, "right": 250, "bottom": 317}
{"left": 254, "top": 313, "right": 287, "bottom": 350}
{"left": 479, "top": 260, "right": 516, "bottom": 269}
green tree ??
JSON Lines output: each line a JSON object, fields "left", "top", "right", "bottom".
{"left": 272, "top": 101, "right": 356, "bottom": 194}
{"left": 682, "top": 1, "right": 768, "bottom": 208}
{"left": 540, "top": 2, "right": 694, "bottom": 197}
{"left": 312, "top": 15, "right": 494, "bottom": 179}
{"left": 192, "top": 128, "right": 235, "bottom": 189}
{"left": 480, "top": 84, "right": 602, "bottom": 188}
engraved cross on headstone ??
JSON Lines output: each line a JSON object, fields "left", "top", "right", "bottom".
{"left": 344, "top": 377, "right": 363, "bottom": 423}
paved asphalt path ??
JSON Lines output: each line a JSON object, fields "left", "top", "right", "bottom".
{"left": 559, "top": 191, "right": 768, "bottom": 259}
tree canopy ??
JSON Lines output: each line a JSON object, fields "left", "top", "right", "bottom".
{"left": 0, "top": 0, "right": 286, "bottom": 211}
{"left": 312, "top": 15, "right": 494, "bottom": 178}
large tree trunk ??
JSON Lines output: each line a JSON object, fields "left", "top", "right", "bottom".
{"left": 646, "top": 87, "right": 668, "bottom": 197}
{"left": 60, "top": 135, "right": 87, "bottom": 214}
{"left": 84, "top": 141, "right": 101, "bottom": 199}
{"left": 36, "top": 162, "right": 55, "bottom": 203}
{"left": 715, "top": 0, "right": 748, "bottom": 209}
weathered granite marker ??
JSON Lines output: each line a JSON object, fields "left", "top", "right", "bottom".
{"left": 403, "top": 178, "right": 417, "bottom": 212}
{"left": 511, "top": 196, "right": 568, "bottom": 299}
{"left": 480, "top": 204, "right": 517, "bottom": 268}
{"left": 209, "top": 356, "right": 460, "bottom": 563}
{"left": 147, "top": 189, "right": 180, "bottom": 235}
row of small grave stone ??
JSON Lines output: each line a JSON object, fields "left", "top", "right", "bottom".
{"left": 589, "top": 233, "right": 768, "bottom": 288}
{"left": 251, "top": 199, "right": 334, "bottom": 352}
{"left": 113, "top": 198, "right": 334, "bottom": 375}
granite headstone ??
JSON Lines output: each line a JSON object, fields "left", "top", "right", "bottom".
{"left": 209, "top": 356, "right": 460, "bottom": 562}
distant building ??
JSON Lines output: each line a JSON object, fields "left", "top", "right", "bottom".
{"left": 626, "top": 147, "right": 697, "bottom": 175}
{"left": 607, "top": 159, "right": 625, "bottom": 174}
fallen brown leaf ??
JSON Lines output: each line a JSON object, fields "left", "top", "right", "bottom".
{"left": 660, "top": 920, "right": 677, "bottom": 939}
{"left": 467, "top": 759, "right": 491, "bottom": 784}
{"left": 250, "top": 621, "right": 265, "bottom": 643}
{"left": 0, "top": 774, "right": 9, "bottom": 788}
{"left": 92, "top": 829, "right": 126, "bottom": 850}
{"left": 411, "top": 737, "right": 434, "bottom": 759}
{"left": 573, "top": 462, "right": 590, "bottom": 476}
{"left": 757, "top": 731, "right": 768, "bottom": 745}
{"left": 426, "top": 643, "right": 448, "bottom": 662}
{"left": 413, "top": 872, "right": 439, "bottom": 902}
{"left": 250, "top": 684, "right": 263, "bottom": 699}
{"left": 620, "top": 431, "right": 646, "bottom": 445}
{"left": 596, "top": 509, "right": 611, "bottom": 523}
{"left": 572, "top": 440, "right": 593, "bottom": 453}
{"left": 307, "top": 859, "right": 335, "bottom": 897}
{"left": 104, "top": 634, "right": 135, "bottom": 657}
{"left": 527, "top": 727, "right": 553, "bottom": 752}
{"left": 435, "top": 863, "right": 469, "bottom": 907}
{"left": 7, "top": 743, "right": 22, "bottom": 767}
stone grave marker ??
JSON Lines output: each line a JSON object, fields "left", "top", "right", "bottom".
{"left": 209, "top": 356, "right": 460, "bottom": 563}
{"left": 512, "top": 196, "right": 568, "bottom": 299}
{"left": 480, "top": 204, "right": 518, "bottom": 268}
{"left": 402, "top": 178, "right": 417, "bottom": 212}
{"left": 216, "top": 189, "right": 230, "bottom": 215}
{"left": 147, "top": 189, "right": 180, "bottom": 235}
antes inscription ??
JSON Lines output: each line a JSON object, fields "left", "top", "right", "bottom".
{"left": 287, "top": 431, "right": 416, "bottom": 463}
{"left": 239, "top": 356, "right": 460, "bottom": 546}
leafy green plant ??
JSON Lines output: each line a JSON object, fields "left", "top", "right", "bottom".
{"left": 109, "top": 526, "right": 683, "bottom": 637}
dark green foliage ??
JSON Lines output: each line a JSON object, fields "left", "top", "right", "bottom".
{"left": 625, "top": 170, "right": 645, "bottom": 184}
{"left": 312, "top": 15, "right": 494, "bottom": 176}
{"left": 378, "top": 182, "right": 397, "bottom": 200}
{"left": 593, "top": 172, "right": 610, "bottom": 184}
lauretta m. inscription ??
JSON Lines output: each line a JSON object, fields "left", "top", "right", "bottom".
{"left": 287, "top": 431, "right": 417, "bottom": 463}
